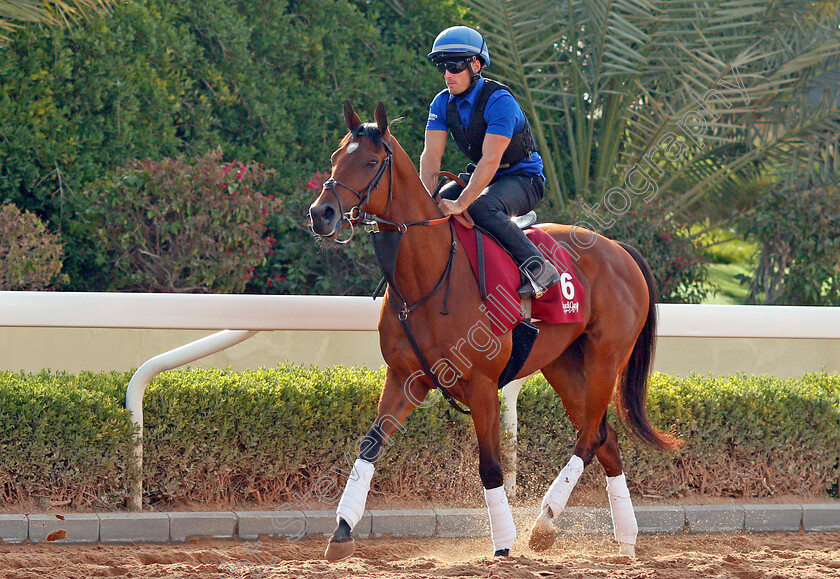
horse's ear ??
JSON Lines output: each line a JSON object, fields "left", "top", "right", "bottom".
{"left": 374, "top": 102, "right": 389, "bottom": 137}
{"left": 344, "top": 100, "right": 362, "bottom": 131}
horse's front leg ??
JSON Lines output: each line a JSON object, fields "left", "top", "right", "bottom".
{"left": 470, "top": 379, "right": 517, "bottom": 557}
{"left": 324, "top": 369, "right": 425, "bottom": 561}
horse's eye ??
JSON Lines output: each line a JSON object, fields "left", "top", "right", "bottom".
{"left": 367, "top": 159, "right": 378, "bottom": 167}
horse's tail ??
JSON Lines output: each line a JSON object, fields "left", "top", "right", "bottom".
{"left": 616, "top": 242, "right": 684, "bottom": 451}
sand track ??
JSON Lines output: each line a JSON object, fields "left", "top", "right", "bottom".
{"left": 2, "top": 532, "right": 839, "bottom": 578}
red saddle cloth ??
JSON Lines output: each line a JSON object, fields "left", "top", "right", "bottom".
{"left": 453, "top": 220, "right": 584, "bottom": 335}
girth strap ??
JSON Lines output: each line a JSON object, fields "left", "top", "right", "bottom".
{"left": 397, "top": 313, "right": 471, "bottom": 415}
{"left": 475, "top": 228, "right": 487, "bottom": 301}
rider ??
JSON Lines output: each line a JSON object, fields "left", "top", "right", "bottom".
{"left": 420, "top": 25, "right": 561, "bottom": 297}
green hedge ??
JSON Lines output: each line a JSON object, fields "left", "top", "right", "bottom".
{"left": 517, "top": 372, "right": 840, "bottom": 501}
{"left": 1, "top": 368, "right": 837, "bottom": 510}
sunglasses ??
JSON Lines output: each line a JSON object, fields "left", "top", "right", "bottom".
{"left": 435, "top": 60, "right": 471, "bottom": 75}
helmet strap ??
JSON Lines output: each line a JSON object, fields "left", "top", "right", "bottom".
{"left": 467, "top": 56, "right": 481, "bottom": 90}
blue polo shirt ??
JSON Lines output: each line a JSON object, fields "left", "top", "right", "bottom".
{"left": 426, "top": 76, "right": 544, "bottom": 179}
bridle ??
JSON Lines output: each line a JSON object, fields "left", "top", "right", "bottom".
{"left": 321, "top": 137, "right": 450, "bottom": 242}
{"left": 318, "top": 134, "right": 471, "bottom": 415}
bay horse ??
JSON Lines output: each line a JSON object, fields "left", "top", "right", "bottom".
{"left": 308, "top": 101, "right": 681, "bottom": 561}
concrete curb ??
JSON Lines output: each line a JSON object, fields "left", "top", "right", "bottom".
{"left": 1, "top": 504, "right": 837, "bottom": 545}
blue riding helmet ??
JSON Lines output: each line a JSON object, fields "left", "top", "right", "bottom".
{"left": 428, "top": 26, "right": 491, "bottom": 68}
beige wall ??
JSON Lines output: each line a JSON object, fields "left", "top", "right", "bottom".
{"left": 1, "top": 327, "right": 839, "bottom": 378}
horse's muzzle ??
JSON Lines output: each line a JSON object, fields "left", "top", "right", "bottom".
{"left": 309, "top": 200, "right": 340, "bottom": 238}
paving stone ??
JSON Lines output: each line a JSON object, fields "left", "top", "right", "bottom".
{"left": 802, "top": 504, "right": 840, "bottom": 532}
{"left": 370, "top": 509, "right": 436, "bottom": 538}
{"left": 554, "top": 507, "right": 613, "bottom": 535}
{"left": 636, "top": 506, "right": 686, "bottom": 534}
{"left": 434, "top": 508, "right": 488, "bottom": 537}
{"left": 29, "top": 514, "right": 99, "bottom": 544}
{"left": 685, "top": 505, "right": 744, "bottom": 533}
{"left": 6, "top": 503, "right": 837, "bottom": 546}
{"left": 0, "top": 515, "right": 28, "bottom": 544}
{"left": 99, "top": 512, "right": 169, "bottom": 543}
{"left": 168, "top": 512, "right": 236, "bottom": 542}
{"left": 302, "top": 510, "right": 372, "bottom": 538}
{"left": 235, "top": 510, "right": 307, "bottom": 541}
{"left": 744, "top": 505, "right": 802, "bottom": 532}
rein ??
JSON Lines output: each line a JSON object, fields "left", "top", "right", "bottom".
{"left": 322, "top": 136, "right": 470, "bottom": 414}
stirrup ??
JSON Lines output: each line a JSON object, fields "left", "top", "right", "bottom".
{"left": 517, "top": 277, "right": 545, "bottom": 299}
{"left": 517, "top": 261, "right": 561, "bottom": 299}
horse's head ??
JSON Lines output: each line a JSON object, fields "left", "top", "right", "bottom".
{"left": 309, "top": 101, "right": 393, "bottom": 242}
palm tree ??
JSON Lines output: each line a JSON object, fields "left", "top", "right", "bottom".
{"left": 461, "top": 0, "right": 840, "bottom": 216}
{"left": 0, "top": 1, "right": 116, "bottom": 43}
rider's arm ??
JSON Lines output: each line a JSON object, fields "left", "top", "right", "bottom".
{"left": 438, "top": 132, "right": 510, "bottom": 216}
{"left": 420, "top": 129, "right": 448, "bottom": 195}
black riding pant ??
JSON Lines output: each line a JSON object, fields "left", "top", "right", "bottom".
{"left": 440, "top": 172, "right": 546, "bottom": 269}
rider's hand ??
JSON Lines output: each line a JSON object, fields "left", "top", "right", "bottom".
{"left": 437, "top": 198, "right": 463, "bottom": 216}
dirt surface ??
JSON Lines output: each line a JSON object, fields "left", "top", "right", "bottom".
{"left": 2, "top": 532, "right": 840, "bottom": 578}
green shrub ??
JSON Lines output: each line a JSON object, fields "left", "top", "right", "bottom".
{"left": 248, "top": 169, "right": 383, "bottom": 295}
{"left": 142, "top": 366, "right": 477, "bottom": 506}
{"left": 0, "top": 371, "right": 137, "bottom": 508}
{"left": 0, "top": 203, "right": 66, "bottom": 290}
{"left": 80, "top": 150, "right": 280, "bottom": 292}
{"left": 739, "top": 183, "right": 840, "bottom": 305}
{"left": 1, "top": 367, "right": 837, "bottom": 510}
{"left": 517, "top": 372, "right": 840, "bottom": 500}
{"left": 0, "top": 0, "right": 460, "bottom": 292}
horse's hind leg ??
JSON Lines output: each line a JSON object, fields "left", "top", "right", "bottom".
{"left": 599, "top": 422, "right": 638, "bottom": 556}
{"left": 529, "top": 343, "right": 638, "bottom": 556}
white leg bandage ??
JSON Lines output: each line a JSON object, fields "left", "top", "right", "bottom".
{"left": 484, "top": 485, "right": 517, "bottom": 551}
{"left": 335, "top": 458, "right": 375, "bottom": 530}
{"left": 541, "top": 455, "right": 584, "bottom": 516}
{"left": 606, "top": 473, "right": 638, "bottom": 546}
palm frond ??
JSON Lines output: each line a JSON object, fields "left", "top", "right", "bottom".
{"left": 0, "top": 0, "right": 116, "bottom": 42}
{"left": 460, "top": 0, "right": 840, "bottom": 215}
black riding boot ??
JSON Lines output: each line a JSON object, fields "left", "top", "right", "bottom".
{"left": 470, "top": 208, "right": 561, "bottom": 297}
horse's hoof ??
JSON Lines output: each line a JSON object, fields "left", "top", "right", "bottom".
{"left": 528, "top": 513, "right": 556, "bottom": 552}
{"left": 324, "top": 537, "right": 355, "bottom": 561}
{"left": 618, "top": 542, "right": 636, "bottom": 558}
{"left": 493, "top": 548, "right": 510, "bottom": 557}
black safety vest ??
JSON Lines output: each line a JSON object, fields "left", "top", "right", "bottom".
{"left": 445, "top": 79, "right": 539, "bottom": 169}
